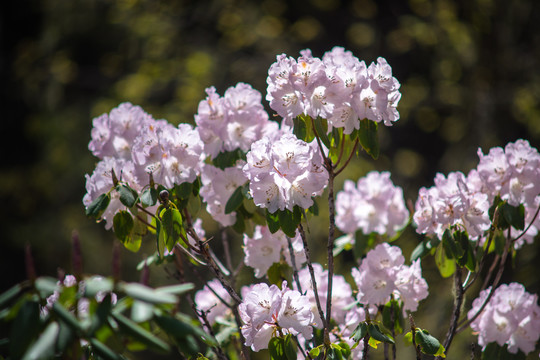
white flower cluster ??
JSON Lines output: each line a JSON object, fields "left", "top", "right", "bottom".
{"left": 84, "top": 103, "right": 204, "bottom": 228}
{"left": 243, "top": 225, "right": 306, "bottom": 278}
{"left": 336, "top": 171, "right": 409, "bottom": 236}
{"left": 414, "top": 139, "right": 540, "bottom": 246}
{"left": 468, "top": 283, "right": 540, "bottom": 355}
{"left": 352, "top": 243, "right": 428, "bottom": 311}
{"left": 243, "top": 133, "right": 328, "bottom": 212}
{"left": 266, "top": 47, "right": 401, "bottom": 131}
{"left": 195, "top": 83, "right": 278, "bottom": 159}
{"left": 239, "top": 282, "right": 314, "bottom": 352}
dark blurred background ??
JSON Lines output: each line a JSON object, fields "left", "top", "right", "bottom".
{"left": 1, "top": 0, "right": 540, "bottom": 358}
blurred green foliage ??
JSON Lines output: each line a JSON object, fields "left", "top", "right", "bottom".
{"left": 1, "top": 0, "right": 540, "bottom": 358}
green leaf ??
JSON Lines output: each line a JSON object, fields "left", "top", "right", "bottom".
{"left": 309, "top": 345, "right": 322, "bottom": 357}
{"left": 411, "top": 238, "right": 433, "bottom": 261}
{"left": 10, "top": 300, "right": 42, "bottom": 358}
{"left": 55, "top": 321, "right": 74, "bottom": 354}
{"left": 89, "top": 338, "right": 124, "bottom": 360}
{"left": 22, "top": 321, "right": 59, "bottom": 360}
{"left": 266, "top": 210, "right": 281, "bottom": 233}
{"left": 51, "top": 302, "right": 83, "bottom": 333}
{"left": 34, "top": 277, "right": 58, "bottom": 298}
{"left": 313, "top": 116, "right": 331, "bottom": 149}
{"left": 225, "top": 186, "right": 245, "bottom": 214}
{"left": 113, "top": 211, "right": 134, "bottom": 245}
{"left": 86, "top": 193, "right": 111, "bottom": 218}
{"left": 116, "top": 184, "right": 138, "bottom": 208}
{"left": 308, "top": 198, "right": 319, "bottom": 215}
{"left": 140, "top": 187, "right": 158, "bottom": 207}
{"left": 124, "top": 216, "right": 145, "bottom": 252}
{"left": 154, "top": 313, "right": 216, "bottom": 347}
{"left": 112, "top": 312, "right": 170, "bottom": 353}
{"left": 442, "top": 229, "right": 463, "bottom": 260}
{"left": 415, "top": 329, "right": 444, "bottom": 356}
{"left": 358, "top": 118, "right": 379, "bottom": 159}
{"left": 353, "top": 231, "right": 377, "bottom": 259}
{"left": 267, "top": 262, "right": 292, "bottom": 288}
{"left": 212, "top": 149, "right": 246, "bottom": 170}
{"left": 382, "top": 299, "right": 404, "bottom": 335}
{"left": 175, "top": 182, "right": 193, "bottom": 200}
{"left": 351, "top": 322, "right": 368, "bottom": 343}
{"left": 268, "top": 337, "right": 286, "bottom": 360}
{"left": 278, "top": 209, "right": 299, "bottom": 238}
{"left": 293, "top": 115, "right": 307, "bottom": 141}
{"left": 131, "top": 300, "right": 154, "bottom": 323}
{"left": 120, "top": 282, "right": 177, "bottom": 304}
{"left": 156, "top": 283, "right": 195, "bottom": 295}
{"left": 435, "top": 243, "right": 456, "bottom": 278}
{"left": 0, "top": 283, "right": 26, "bottom": 309}
{"left": 84, "top": 277, "right": 114, "bottom": 298}
{"left": 283, "top": 334, "right": 297, "bottom": 360}
{"left": 367, "top": 323, "right": 394, "bottom": 344}
{"left": 160, "top": 207, "right": 186, "bottom": 252}
{"left": 500, "top": 203, "right": 525, "bottom": 230}
{"left": 89, "top": 294, "right": 112, "bottom": 335}
{"left": 481, "top": 343, "right": 526, "bottom": 360}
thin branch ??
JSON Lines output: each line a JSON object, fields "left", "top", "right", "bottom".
{"left": 512, "top": 201, "right": 540, "bottom": 243}
{"left": 409, "top": 314, "right": 421, "bottom": 360}
{"left": 332, "top": 130, "right": 346, "bottom": 169}
{"left": 286, "top": 236, "right": 303, "bottom": 293}
{"left": 438, "top": 267, "right": 464, "bottom": 358}
{"left": 334, "top": 138, "right": 359, "bottom": 176}
{"left": 324, "top": 172, "right": 336, "bottom": 341}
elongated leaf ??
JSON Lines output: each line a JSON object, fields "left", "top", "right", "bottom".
{"left": 160, "top": 207, "right": 186, "bottom": 252}
{"left": 313, "top": 116, "right": 331, "bottom": 148}
{"left": 113, "top": 211, "right": 134, "bottom": 245}
{"left": 415, "top": 329, "right": 444, "bottom": 357}
{"left": 411, "top": 238, "right": 433, "bottom": 261}
{"left": 293, "top": 115, "right": 307, "bottom": 141}
{"left": 55, "top": 321, "right": 74, "bottom": 353}
{"left": 0, "top": 283, "right": 26, "bottom": 309}
{"left": 175, "top": 182, "right": 193, "bottom": 200}
{"left": 10, "top": 300, "right": 42, "bottom": 358}
{"left": 131, "top": 300, "right": 154, "bottom": 323}
{"left": 141, "top": 187, "right": 158, "bottom": 207}
{"left": 435, "top": 243, "right": 456, "bottom": 278}
{"left": 278, "top": 209, "right": 299, "bottom": 238}
{"left": 351, "top": 322, "right": 368, "bottom": 343}
{"left": 442, "top": 229, "right": 463, "bottom": 260}
{"left": 89, "top": 338, "right": 124, "bottom": 360}
{"left": 155, "top": 283, "right": 195, "bottom": 295}
{"left": 368, "top": 323, "right": 394, "bottom": 344}
{"left": 52, "top": 302, "right": 82, "bottom": 332}
{"left": 120, "top": 283, "right": 177, "bottom": 304}
{"left": 266, "top": 210, "right": 280, "bottom": 233}
{"left": 116, "top": 184, "right": 138, "bottom": 208}
{"left": 269, "top": 337, "right": 286, "bottom": 360}
{"left": 500, "top": 203, "right": 525, "bottom": 230}
{"left": 382, "top": 299, "right": 404, "bottom": 335}
{"left": 212, "top": 149, "right": 245, "bottom": 170}
{"left": 225, "top": 186, "right": 245, "bottom": 214}
{"left": 283, "top": 334, "right": 297, "bottom": 360}
{"left": 86, "top": 193, "right": 111, "bottom": 218}
{"left": 358, "top": 118, "right": 379, "bottom": 159}
{"left": 112, "top": 312, "right": 170, "bottom": 353}
{"left": 84, "top": 277, "right": 114, "bottom": 298}
{"left": 154, "top": 314, "right": 216, "bottom": 347}
{"left": 22, "top": 322, "right": 59, "bottom": 360}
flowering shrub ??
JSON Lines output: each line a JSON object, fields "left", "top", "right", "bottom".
{"left": 1, "top": 46, "right": 539, "bottom": 360}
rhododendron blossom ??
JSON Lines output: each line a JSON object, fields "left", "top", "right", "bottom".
{"left": 239, "top": 282, "right": 314, "bottom": 352}
{"left": 468, "top": 283, "right": 540, "bottom": 355}
{"left": 243, "top": 225, "right": 306, "bottom": 278}
{"left": 336, "top": 171, "right": 409, "bottom": 236}
{"left": 243, "top": 133, "right": 328, "bottom": 212}
{"left": 267, "top": 47, "right": 401, "bottom": 130}
{"left": 352, "top": 243, "right": 428, "bottom": 310}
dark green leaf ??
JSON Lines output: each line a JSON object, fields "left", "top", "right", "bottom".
{"left": 415, "top": 329, "right": 442, "bottom": 355}
{"left": 358, "top": 118, "right": 379, "bottom": 159}
{"left": 155, "top": 314, "right": 216, "bottom": 347}
{"left": 89, "top": 294, "right": 112, "bottom": 335}
{"left": 89, "top": 338, "right": 124, "bottom": 360}
{"left": 383, "top": 300, "right": 404, "bottom": 335}
{"left": 52, "top": 302, "right": 82, "bottom": 333}
{"left": 353, "top": 231, "right": 377, "bottom": 259}
{"left": 283, "top": 334, "right": 297, "bottom": 360}
{"left": 140, "top": 188, "right": 158, "bottom": 207}
{"left": 328, "top": 346, "right": 344, "bottom": 360}
{"left": 10, "top": 300, "right": 42, "bottom": 358}
{"left": 112, "top": 312, "right": 170, "bottom": 353}
{"left": 308, "top": 198, "right": 319, "bottom": 215}
{"left": 113, "top": 211, "right": 134, "bottom": 245}
{"left": 212, "top": 149, "right": 246, "bottom": 170}
{"left": 411, "top": 238, "right": 433, "bottom": 261}
{"left": 313, "top": 116, "right": 331, "bottom": 149}
{"left": 175, "top": 182, "right": 193, "bottom": 200}
{"left": 442, "top": 229, "right": 464, "bottom": 260}
{"left": 232, "top": 210, "right": 246, "bottom": 234}
{"left": 55, "top": 321, "right": 74, "bottom": 353}
{"left": 225, "top": 186, "right": 245, "bottom": 214}
{"left": 482, "top": 343, "right": 526, "bottom": 360}
{"left": 120, "top": 282, "right": 177, "bottom": 304}
{"left": 160, "top": 207, "right": 186, "bottom": 252}
{"left": 500, "top": 203, "right": 525, "bottom": 230}
{"left": 293, "top": 115, "right": 307, "bottom": 141}
{"left": 34, "top": 277, "right": 58, "bottom": 298}
{"left": 0, "top": 283, "right": 26, "bottom": 309}
{"left": 22, "top": 321, "right": 59, "bottom": 360}
{"left": 278, "top": 209, "right": 299, "bottom": 238}
{"left": 351, "top": 322, "right": 368, "bottom": 343}
{"left": 367, "top": 323, "right": 394, "bottom": 344}
{"left": 86, "top": 193, "right": 111, "bottom": 218}
{"left": 116, "top": 184, "right": 138, "bottom": 208}
{"left": 266, "top": 210, "right": 280, "bottom": 233}
{"left": 267, "top": 262, "right": 292, "bottom": 288}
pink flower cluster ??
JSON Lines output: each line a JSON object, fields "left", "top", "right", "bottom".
{"left": 352, "top": 243, "right": 428, "bottom": 311}
{"left": 336, "top": 171, "right": 409, "bottom": 237}
{"left": 200, "top": 162, "right": 248, "bottom": 227}
{"left": 195, "top": 83, "right": 278, "bottom": 159}
{"left": 414, "top": 139, "right": 540, "bottom": 246}
{"left": 239, "top": 282, "right": 314, "bottom": 352}
{"left": 243, "top": 133, "right": 328, "bottom": 212}
{"left": 468, "top": 283, "right": 540, "bottom": 355}
{"left": 84, "top": 103, "right": 204, "bottom": 227}
{"left": 294, "top": 263, "right": 354, "bottom": 328}
{"left": 266, "top": 47, "right": 401, "bottom": 131}
{"left": 243, "top": 225, "right": 306, "bottom": 278}
{"left": 414, "top": 172, "right": 491, "bottom": 240}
